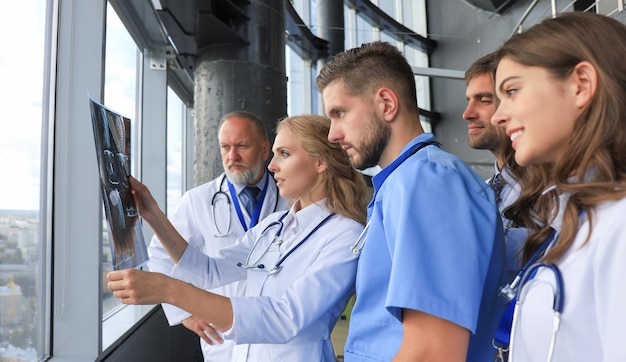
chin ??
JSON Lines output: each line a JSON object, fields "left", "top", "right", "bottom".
{"left": 514, "top": 154, "right": 534, "bottom": 167}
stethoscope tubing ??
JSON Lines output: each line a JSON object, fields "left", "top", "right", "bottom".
{"left": 211, "top": 172, "right": 279, "bottom": 236}
{"left": 237, "top": 212, "right": 335, "bottom": 276}
{"left": 510, "top": 262, "right": 564, "bottom": 362}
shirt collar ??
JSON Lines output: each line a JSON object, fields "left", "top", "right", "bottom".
{"left": 541, "top": 169, "right": 595, "bottom": 233}
{"left": 227, "top": 169, "right": 267, "bottom": 195}
{"left": 282, "top": 199, "right": 330, "bottom": 235}
{"left": 371, "top": 132, "right": 436, "bottom": 192}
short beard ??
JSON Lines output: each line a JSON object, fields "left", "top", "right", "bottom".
{"left": 224, "top": 158, "right": 264, "bottom": 185}
{"left": 352, "top": 113, "right": 391, "bottom": 170}
{"left": 469, "top": 128, "right": 500, "bottom": 151}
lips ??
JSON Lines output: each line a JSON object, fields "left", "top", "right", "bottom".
{"left": 227, "top": 162, "right": 248, "bottom": 170}
{"left": 467, "top": 125, "right": 484, "bottom": 135}
{"left": 509, "top": 129, "right": 523, "bottom": 148}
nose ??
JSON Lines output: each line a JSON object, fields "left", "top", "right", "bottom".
{"left": 268, "top": 154, "right": 278, "bottom": 173}
{"left": 227, "top": 147, "right": 240, "bottom": 161}
{"left": 327, "top": 121, "right": 343, "bottom": 143}
{"left": 462, "top": 100, "right": 476, "bottom": 121}
{"left": 490, "top": 104, "right": 508, "bottom": 128}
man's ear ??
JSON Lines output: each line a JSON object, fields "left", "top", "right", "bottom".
{"left": 375, "top": 87, "right": 399, "bottom": 122}
{"left": 261, "top": 140, "right": 271, "bottom": 162}
{"left": 572, "top": 61, "right": 598, "bottom": 109}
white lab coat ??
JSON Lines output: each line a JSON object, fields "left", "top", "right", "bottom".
{"left": 171, "top": 200, "right": 363, "bottom": 362}
{"left": 148, "top": 172, "right": 287, "bottom": 361}
{"left": 510, "top": 196, "right": 626, "bottom": 362}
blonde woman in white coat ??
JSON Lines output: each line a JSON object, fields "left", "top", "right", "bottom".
{"left": 108, "top": 114, "right": 367, "bottom": 361}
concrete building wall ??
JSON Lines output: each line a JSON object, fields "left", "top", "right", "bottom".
{"left": 427, "top": 0, "right": 573, "bottom": 178}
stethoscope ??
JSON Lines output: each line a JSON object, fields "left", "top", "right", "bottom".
{"left": 210, "top": 171, "right": 279, "bottom": 237}
{"left": 493, "top": 229, "right": 560, "bottom": 361}
{"left": 237, "top": 211, "right": 335, "bottom": 276}
{"left": 492, "top": 229, "right": 564, "bottom": 361}
{"left": 351, "top": 221, "right": 369, "bottom": 255}
{"left": 350, "top": 140, "right": 441, "bottom": 256}
{"left": 498, "top": 229, "right": 557, "bottom": 303}
{"left": 508, "top": 262, "right": 564, "bottom": 362}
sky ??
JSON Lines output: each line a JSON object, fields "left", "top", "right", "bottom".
{"left": 0, "top": 0, "right": 45, "bottom": 210}
{"left": 0, "top": 1, "right": 185, "bottom": 212}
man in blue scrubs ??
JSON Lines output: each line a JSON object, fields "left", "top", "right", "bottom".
{"left": 317, "top": 42, "right": 505, "bottom": 361}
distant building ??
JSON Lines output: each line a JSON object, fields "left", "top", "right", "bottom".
{"left": 0, "top": 281, "right": 27, "bottom": 326}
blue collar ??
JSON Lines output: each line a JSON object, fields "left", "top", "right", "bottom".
{"left": 370, "top": 133, "right": 439, "bottom": 206}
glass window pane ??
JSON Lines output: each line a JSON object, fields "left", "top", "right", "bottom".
{"left": 356, "top": 14, "right": 375, "bottom": 45}
{"left": 167, "top": 87, "right": 184, "bottom": 215}
{"left": 377, "top": 0, "right": 395, "bottom": 17}
{"left": 102, "top": 2, "right": 138, "bottom": 318}
{"left": 286, "top": 45, "right": 306, "bottom": 116}
{"left": 0, "top": 0, "right": 46, "bottom": 359}
{"left": 380, "top": 31, "right": 395, "bottom": 45}
{"left": 402, "top": 0, "right": 427, "bottom": 36}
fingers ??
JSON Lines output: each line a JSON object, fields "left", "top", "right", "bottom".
{"left": 204, "top": 323, "right": 224, "bottom": 344}
{"left": 106, "top": 269, "right": 128, "bottom": 282}
{"left": 128, "top": 176, "right": 142, "bottom": 189}
{"left": 183, "top": 317, "right": 213, "bottom": 345}
{"left": 127, "top": 176, "right": 160, "bottom": 221}
{"left": 197, "top": 320, "right": 224, "bottom": 344}
{"left": 105, "top": 269, "right": 148, "bottom": 305}
{"left": 183, "top": 317, "right": 224, "bottom": 345}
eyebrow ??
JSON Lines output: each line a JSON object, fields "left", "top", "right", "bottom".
{"left": 472, "top": 92, "right": 494, "bottom": 98}
{"left": 497, "top": 76, "right": 519, "bottom": 94}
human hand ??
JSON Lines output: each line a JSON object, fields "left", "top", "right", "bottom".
{"left": 107, "top": 268, "right": 171, "bottom": 305}
{"left": 128, "top": 176, "right": 161, "bottom": 223}
{"left": 182, "top": 316, "right": 224, "bottom": 345}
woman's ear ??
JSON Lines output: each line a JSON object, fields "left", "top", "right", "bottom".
{"left": 572, "top": 61, "right": 598, "bottom": 109}
{"left": 315, "top": 158, "right": 327, "bottom": 174}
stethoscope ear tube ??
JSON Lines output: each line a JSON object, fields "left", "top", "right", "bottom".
{"left": 510, "top": 262, "right": 564, "bottom": 362}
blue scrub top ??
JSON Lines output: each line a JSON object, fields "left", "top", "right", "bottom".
{"left": 344, "top": 133, "right": 506, "bottom": 362}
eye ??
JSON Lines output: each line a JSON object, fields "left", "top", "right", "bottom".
{"left": 332, "top": 110, "right": 345, "bottom": 118}
{"left": 480, "top": 97, "right": 493, "bottom": 105}
{"left": 280, "top": 151, "right": 289, "bottom": 158}
{"left": 505, "top": 88, "right": 518, "bottom": 96}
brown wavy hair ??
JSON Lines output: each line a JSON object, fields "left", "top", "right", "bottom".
{"left": 275, "top": 115, "right": 368, "bottom": 225}
{"left": 494, "top": 12, "right": 626, "bottom": 263}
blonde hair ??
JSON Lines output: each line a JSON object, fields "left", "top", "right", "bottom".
{"left": 275, "top": 115, "right": 368, "bottom": 225}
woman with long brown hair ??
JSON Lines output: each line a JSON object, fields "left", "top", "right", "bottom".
{"left": 491, "top": 12, "right": 626, "bottom": 361}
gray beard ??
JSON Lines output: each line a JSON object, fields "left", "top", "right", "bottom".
{"left": 224, "top": 159, "right": 263, "bottom": 185}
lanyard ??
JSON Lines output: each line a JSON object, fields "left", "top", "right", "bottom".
{"left": 495, "top": 210, "right": 586, "bottom": 362}
{"left": 227, "top": 171, "right": 269, "bottom": 231}
{"left": 494, "top": 229, "right": 557, "bottom": 349}
{"left": 370, "top": 138, "right": 441, "bottom": 209}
